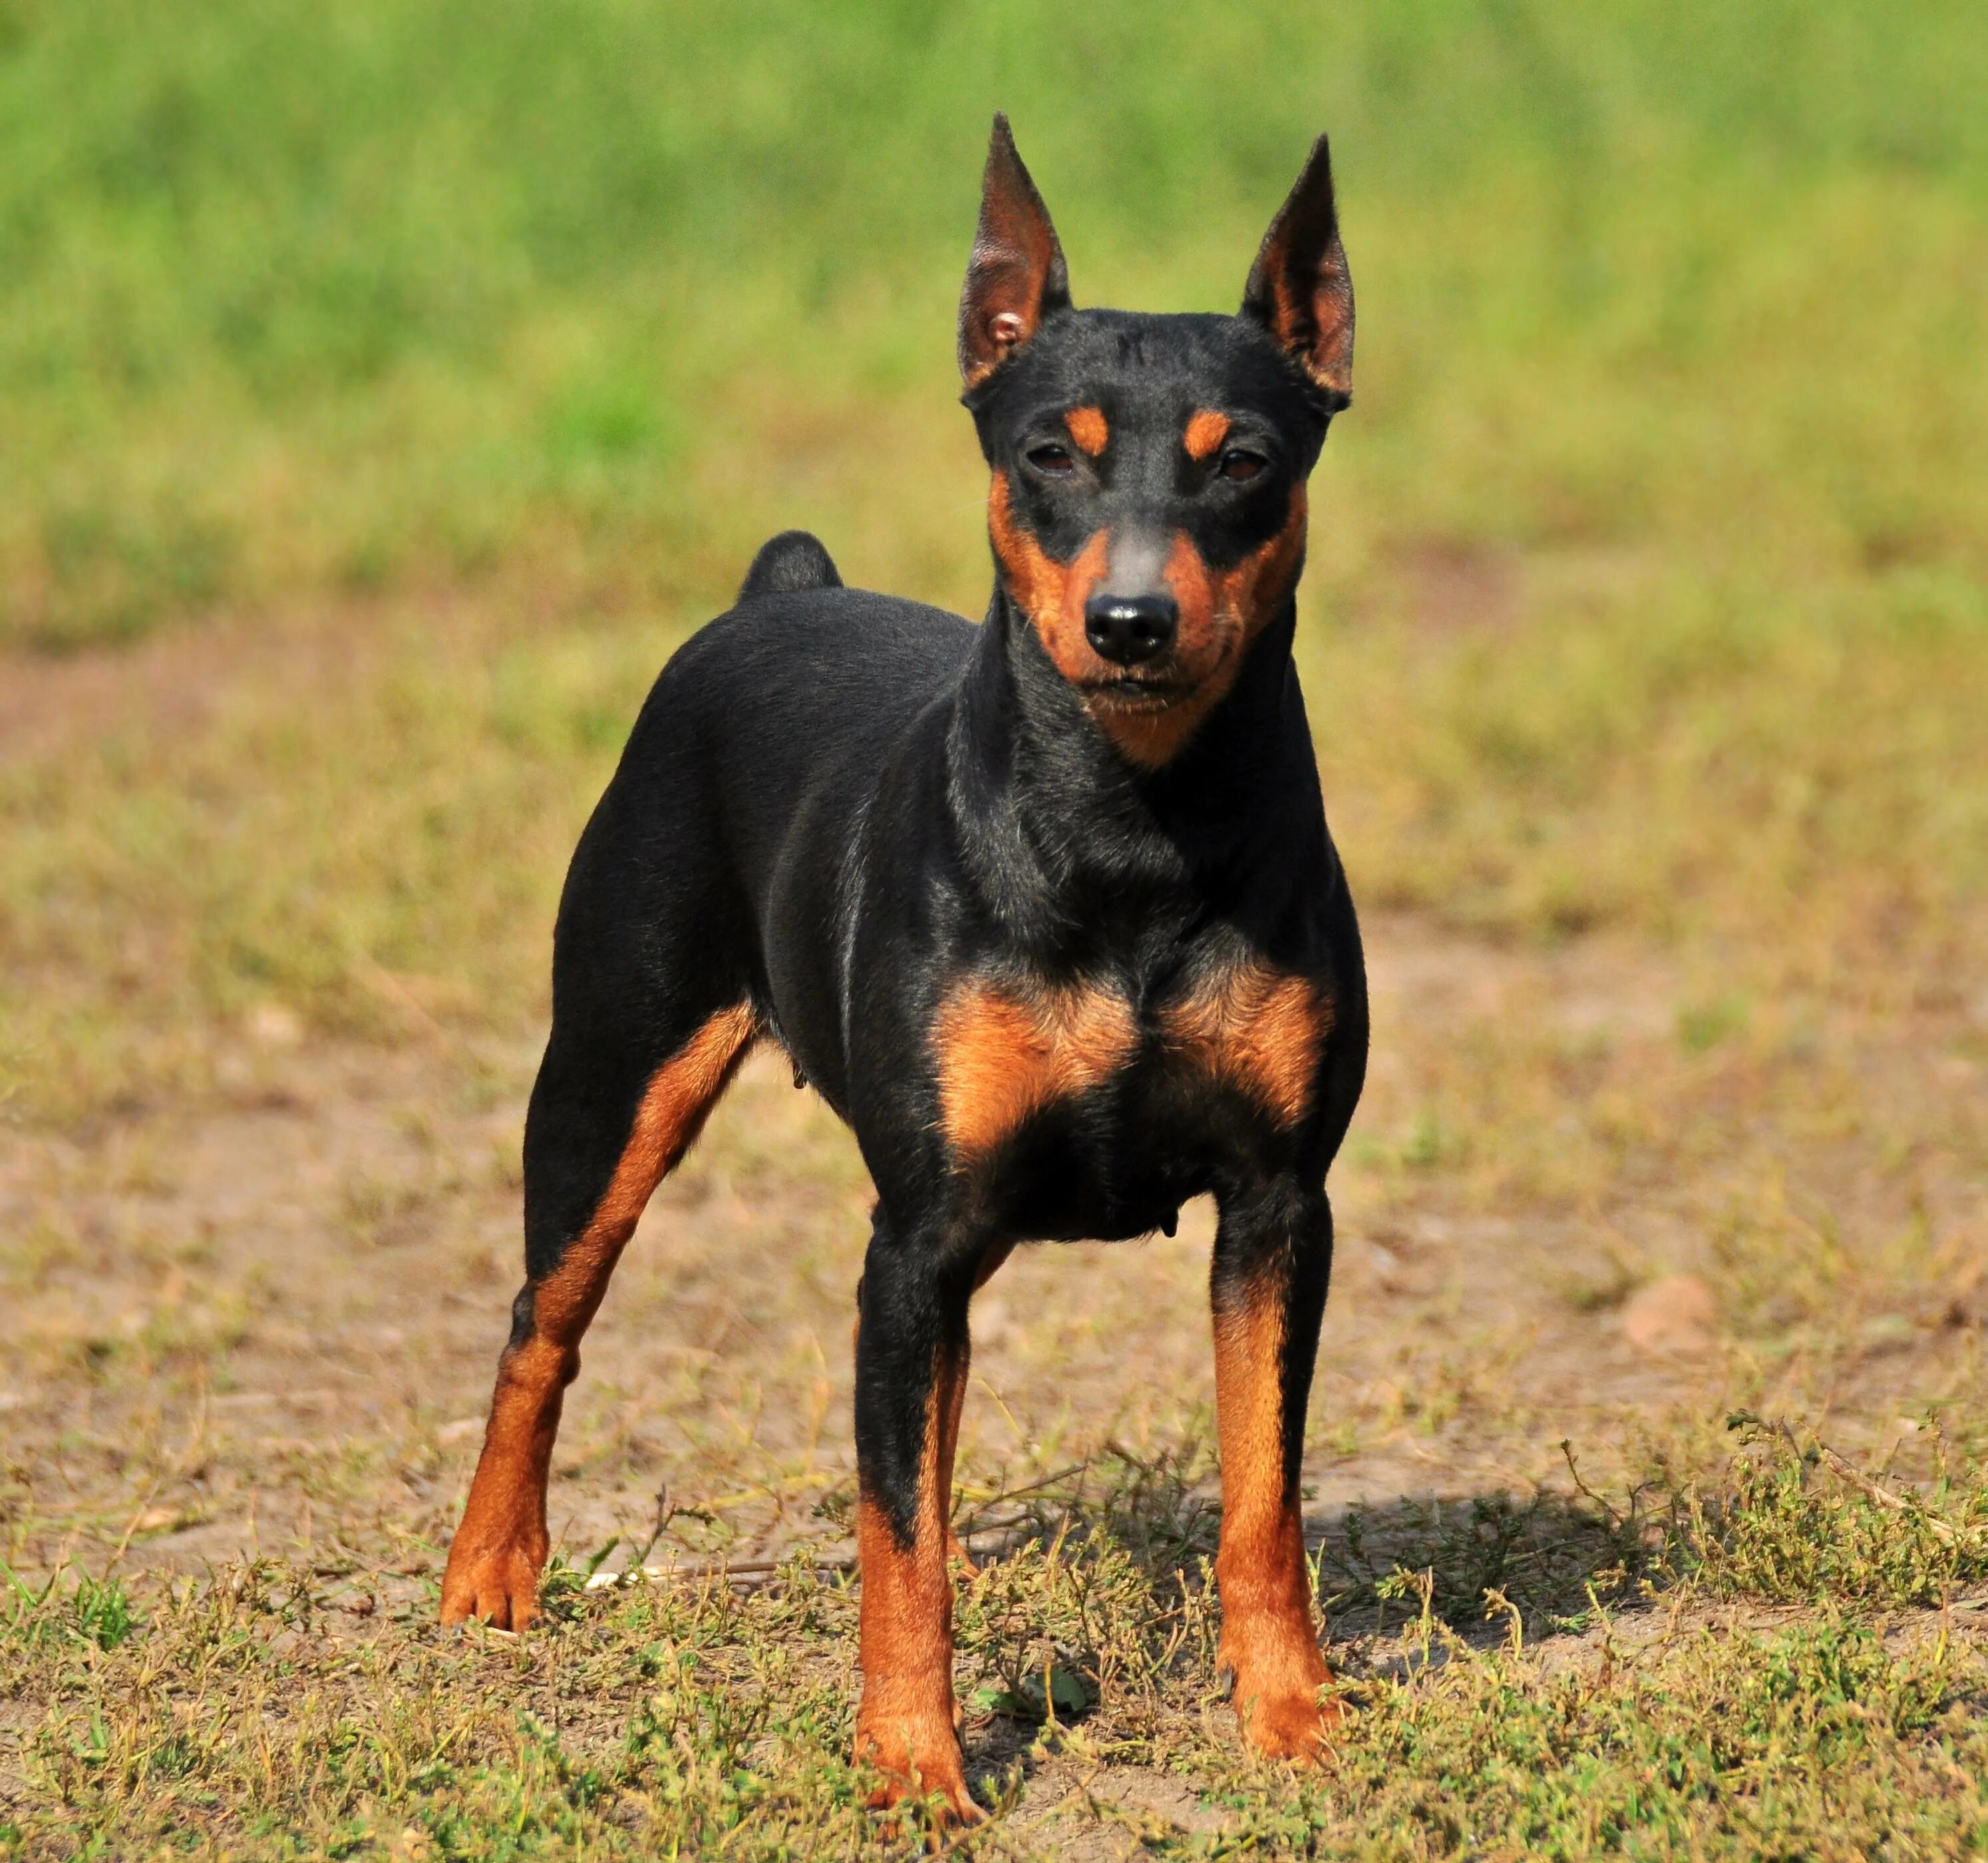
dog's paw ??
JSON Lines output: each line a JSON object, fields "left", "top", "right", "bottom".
{"left": 856, "top": 1711, "right": 984, "bottom": 1828}
{"left": 1220, "top": 1615, "right": 1342, "bottom": 1765}
{"left": 439, "top": 1539, "right": 544, "bottom": 1631}
{"left": 1234, "top": 1683, "right": 1345, "bottom": 1763}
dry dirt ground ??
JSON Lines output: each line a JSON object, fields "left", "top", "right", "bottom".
{"left": 6, "top": 922, "right": 1983, "bottom": 1566}
{"left": 3, "top": 621, "right": 1987, "bottom": 1851}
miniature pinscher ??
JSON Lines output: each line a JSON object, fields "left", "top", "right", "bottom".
{"left": 442, "top": 116, "right": 1366, "bottom": 1823}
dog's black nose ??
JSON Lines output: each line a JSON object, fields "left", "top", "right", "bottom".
{"left": 1084, "top": 592, "right": 1178, "bottom": 666}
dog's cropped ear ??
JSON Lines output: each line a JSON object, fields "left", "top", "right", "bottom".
{"left": 959, "top": 114, "right": 1072, "bottom": 391}
{"left": 1241, "top": 134, "right": 1354, "bottom": 407}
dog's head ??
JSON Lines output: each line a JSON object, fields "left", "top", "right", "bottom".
{"left": 960, "top": 116, "right": 1353, "bottom": 770}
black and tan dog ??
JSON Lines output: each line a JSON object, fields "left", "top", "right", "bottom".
{"left": 442, "top": 116, "right": 1366, "bottom": 1822}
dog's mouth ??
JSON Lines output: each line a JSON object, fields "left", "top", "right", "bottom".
{"left": 1078, "top": 674, "right": 1192, "bottom": 708}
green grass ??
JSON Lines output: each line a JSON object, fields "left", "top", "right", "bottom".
{"left": 5, "top": 0, "right": 1987, "bottom": 637}
{"left": 6, "top": 1435, "right": 1987, "bottom": 1859}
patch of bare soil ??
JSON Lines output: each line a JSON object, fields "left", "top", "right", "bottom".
{"left": 0, "top": 591, "right": 503, "bottom": 770}
{"left": 5, "top": 914, "right": 1981, "bottom": 1590}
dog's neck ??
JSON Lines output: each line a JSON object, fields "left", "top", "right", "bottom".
{"left": 941, "top": 582, "right": 1311, "bottom": 955}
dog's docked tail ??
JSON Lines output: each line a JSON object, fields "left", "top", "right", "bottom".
{"left": 737, "top": 530, "right": 842, "bottom": 603}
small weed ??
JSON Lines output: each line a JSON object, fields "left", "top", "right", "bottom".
{"left": 3, "top": 1566, "right": 142, "bottom": 1653}
{"left": 1677, "top": 994, "right": 1750, "bottom": 1055}
{"left": 1668, "top": 1415, "right": 1988, "bottom": 1607}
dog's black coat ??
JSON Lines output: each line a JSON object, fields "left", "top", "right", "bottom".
{"left": 528, "top": 316, "right": 1365, "bottom": 1514}
{"left": 453, "top": 114, "right": 1368, "bottom": 1810}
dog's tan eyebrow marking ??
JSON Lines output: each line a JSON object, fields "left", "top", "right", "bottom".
{"left": 1065, "top": 406, "right": 1109, "bottom": 455}
{"left": 1184, "top": 409, "right": 1232, "bottom": 460}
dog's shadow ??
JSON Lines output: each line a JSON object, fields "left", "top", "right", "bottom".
{"left": 953, "top": 1462, "right": 1661, "bottom": 1802}
{"left": 963, "top": 1448, "right": 1658, "bottom": 1641}
{"left": 1309, "top": 1487, "right": 1662, "bottom": 1650}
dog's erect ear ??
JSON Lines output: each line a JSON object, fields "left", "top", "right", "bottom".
{"left": 1241, "top": 134, "right": 1354, "bottom": 405}
{"left": 959, "top": 114, "right": 1072, "bottom": 391}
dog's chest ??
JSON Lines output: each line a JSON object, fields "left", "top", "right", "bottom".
{"left": 929, "top": 950, "right": 1333, "bottom": 1219}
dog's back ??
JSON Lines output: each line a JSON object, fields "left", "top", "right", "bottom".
{"left": 537, "top": 558, "right": 976, "bottom": 1140}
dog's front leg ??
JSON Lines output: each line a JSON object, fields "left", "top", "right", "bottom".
{"left": 850, "top": 1214, "right": 983, "bottom": 1824}
{"left": 1210, "top": 1180, "right": 1339, "bottom": 1760}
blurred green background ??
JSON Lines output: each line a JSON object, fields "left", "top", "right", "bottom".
{"left": 7, "top": 0, "right": 1985, "bottom": 636}
{"left": 2, "top": 0, "right": 1986, "bottom": 1118}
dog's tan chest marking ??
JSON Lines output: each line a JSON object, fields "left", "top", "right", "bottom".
{"left": 932, "top": 957, "right": 1329, "bottom": 1163}
{"left": 931, "top": 974, "right": 1138, "bottom": 1160}
{"left": 1160, "top": 959, "right": 1332, "bottom": 1128}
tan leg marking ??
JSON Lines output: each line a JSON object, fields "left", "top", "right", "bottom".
{"left": 937, "top": 1345, "right": 975, "bottom": 1576}
{"left": 440, "top": 1005, "right": 758, "bottom": 1629}
{"left": 931, "top": 973, "right": 1138, "bottom": 1162}
{"left": 1162, "top": 958, "right": 1334, "bottom": 1127}
{"left": 855, "top": 1345, "right": 983, "bottom": 1825}
{"left": 1213, "top": 1277, "right": 1337, "bottom": 1760}
{"left": 941, "top": 1238, "right": 1016, "bottom": 1573}
{"left": 850, "top": 1239, "right": 1011, "bottom": 1587}
{"left": 1184, "top": 408, "right": 1232, "bottom": 460}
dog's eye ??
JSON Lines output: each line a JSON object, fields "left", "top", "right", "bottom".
{"left": 1026, "top": 443, "right": 1077, "bottom": 476}
{"left": 1218, "top": 449, "right": 1267, "bottom": 482}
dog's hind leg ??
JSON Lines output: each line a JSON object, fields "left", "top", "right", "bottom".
{"left": 441, "top": 1000, "right": 758, "bottom": 1629}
